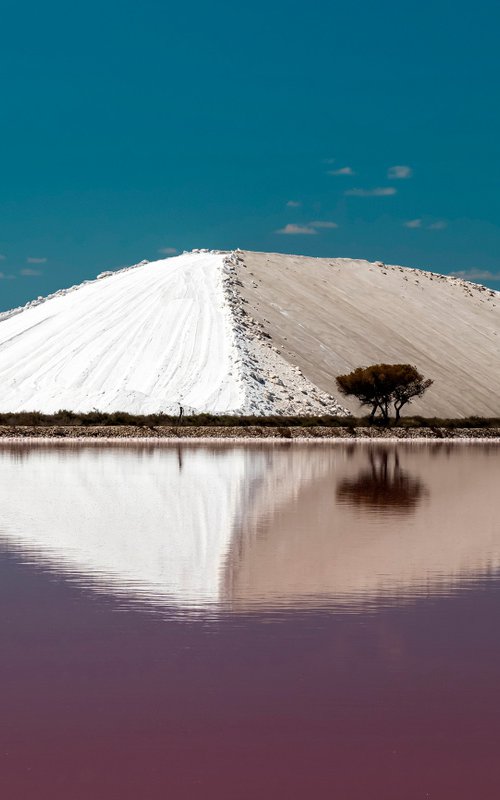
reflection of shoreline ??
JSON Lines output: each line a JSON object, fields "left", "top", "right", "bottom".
{"left": 336, "top": 449, "right": 427, "bottom": 515}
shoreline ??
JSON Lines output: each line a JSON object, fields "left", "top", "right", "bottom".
{"left": 0, "top": 425, "right": 499, "bottom": 443}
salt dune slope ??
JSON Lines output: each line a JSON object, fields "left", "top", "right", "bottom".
{"left": 0, "top": 253, "right": 244, "bottom": 414}
{"left": 0, "top": 251, "right": 343, "bottom": 415}
{"left": 235, "top": 251, "right": 500, "bottom": 417}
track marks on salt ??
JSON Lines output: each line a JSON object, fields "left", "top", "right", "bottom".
{"left": 0, "top": 253, "right": 245, "bottom": 414}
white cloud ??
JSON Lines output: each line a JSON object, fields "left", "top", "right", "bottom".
{"left": 158, "top": 247, "right": 178, "bottom": 255}
{"left": 0, "top": 272, "right": 15, "bottom": 280}
{"left": 275, "top": 224, "right": 318, "bottom": 235}
{"left": 345, "top": 187, "right": 397, "bottom": 197}
{"left": 404, "top": 218, "right": 447, "bottom": 230}
{"left": 286, "top": 200, "right": 302, "bottom": 208}
{"left": 309, "top": 220, "right": 338, "bottom": 229}
{"left": 0, "top": 254, "right": 5, "bottom": 261}
{"left": 327, "top": 166, "right": 355, "bottom": 176}
{"left": 450, "top": 269, "right": 499, "bottom": 282}
{"left": 428, "top": 220, "right": 447, "bottom": 230}
{"left": 20, "top": 268, "right": 42, "bottom": 276}
{"left": 387, "top": 165, "right": 413, "bottom": 179}
{"left": 26, "top": 257, "right": 47, "bottom": 264}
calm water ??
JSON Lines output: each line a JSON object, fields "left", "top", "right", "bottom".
{"left": 1, "top": 442, "right": 500, "bottom": 799}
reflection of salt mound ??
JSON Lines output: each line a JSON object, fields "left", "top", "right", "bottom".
{"left": 230, "top": 446, "right": 500, "bottom": 607}
{"left": 232, "top": 444, "right": 337, "bottom": 535}
{"left": 0, "top": 446, "right": 244, "bottom": 606}
{"left": 0, "top": 444, "right": 330, "bottom": 608}
{"left": 0, "top": 444, "right": 499, "bottom": 611}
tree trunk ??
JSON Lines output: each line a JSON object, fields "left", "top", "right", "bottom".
{"left": 381, "top": 399, "right": 389, "bottom": 423}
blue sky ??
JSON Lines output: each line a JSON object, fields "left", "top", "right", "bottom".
{"left": 1, "top": 0, "right": 499, "bottom": 310}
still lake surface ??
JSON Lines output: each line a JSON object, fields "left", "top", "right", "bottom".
{"left": 1, "top": 441, "right": 499, "bottom": 799}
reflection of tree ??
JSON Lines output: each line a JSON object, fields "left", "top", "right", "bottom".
{"left": 336, "top": 449, "right": 426, "bottom": 514}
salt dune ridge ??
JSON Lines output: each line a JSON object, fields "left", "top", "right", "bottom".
{"left": 0, "top": 248, "right": 498, "bottom": 417}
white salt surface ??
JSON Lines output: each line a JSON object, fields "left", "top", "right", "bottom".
{"left": 0, "top": 253, "right": 244, "bottom": 414}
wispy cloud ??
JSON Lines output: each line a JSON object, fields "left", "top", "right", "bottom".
{"left": 26, "top": 257, "right": 47, "bottom": 264}
{"left": 404, "top": 219, "right": 422, "bottom": 228}
{"left": 286, "top": 200, "right": 302, "bottom": 208}
{"left": 387, "top": 165, "right": 412, "bottom": 179}
{"left": 0, "top": 272, "right": 15, "bottom": 280}
{"left": 275, "top": 224, "right": 318, "bottom": 235}
{"left": 403, "top": 219, "right": 447, "bottom": 230}
{"left": 450, "top": 269, "right": 500, "bottom": 282}
{"left": 275, "top": 220, "right": 338, "bottom": 235}
{"left": 428, "top": 220, "right": 447, "bottom": 230}
{"left": 327, "top": 166, "right": 355, "bottom": 176}
{"left": 20, "top": 268, "right": 42, "bottom": 276}
{"left": 323, "top": 157, "right": 336, "bottom": 164}
{"left": 158, "top": 247, "right": 178, "bottom": 255}
{"left": 345, "top": 187, "right": 397, "bottom": 197}
{"left": 0, "top": 254, "right": 5, "bottom": 261}
{"left": 309, "top": 220, "right": 338, "bottom": 229}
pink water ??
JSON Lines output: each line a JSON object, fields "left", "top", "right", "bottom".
{"left": 1, "top": 442, "right": 499, "bottom": 799}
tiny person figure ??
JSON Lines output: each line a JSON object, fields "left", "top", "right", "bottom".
{"left": 177, "top": 403, "right": 184, "bottom": 425}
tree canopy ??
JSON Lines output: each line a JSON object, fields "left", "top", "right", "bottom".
{"left": 336, "top": 363, "right": 433, "bottom": 422}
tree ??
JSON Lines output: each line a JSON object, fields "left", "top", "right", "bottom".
{"left": 336, "top": 363, "right": 433, "bottom": 422}
{"left": 391, "top": 367, "right": 434, "bottom": 421}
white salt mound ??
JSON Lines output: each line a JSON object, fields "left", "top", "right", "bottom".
{"left": 1, "top": 247, "right": 498, "bottom": 417}
{"left": 0, "top": 251, "right": 344, "bottom": 415}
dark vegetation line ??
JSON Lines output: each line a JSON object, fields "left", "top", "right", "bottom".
{"left": 0, "top": 411, "right": 499, "bottom": 429}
